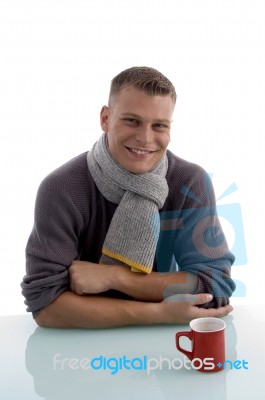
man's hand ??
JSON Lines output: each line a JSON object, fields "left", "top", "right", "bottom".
{"left": 160, "top": 293, "right": 233, "bottom": 324}
{"left": 36, "top": 290, "right": 233, "bottom": 329}
{"left": 69, "top": 260, "right": 120, "bottom": 295}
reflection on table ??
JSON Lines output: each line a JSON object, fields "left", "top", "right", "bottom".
{"left": 0, "top": 306, "right": 264, "bottom": 400}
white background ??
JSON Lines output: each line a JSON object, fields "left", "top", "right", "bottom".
{"left": 0, "top": 0, "right": 264, "bottom": 316}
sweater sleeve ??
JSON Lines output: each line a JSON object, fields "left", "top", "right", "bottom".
{"left": 21, "top": 172, "right": 87, "bottom": 318}
{"left": 172, "top": 170, "right": 236, "bottom": 308}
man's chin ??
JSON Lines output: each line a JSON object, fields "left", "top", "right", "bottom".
{"left": 117, "top": 154, "right": 164, "bottom": 174}
{"left": 126, "top": 163, "right": 156, "bottom": 174}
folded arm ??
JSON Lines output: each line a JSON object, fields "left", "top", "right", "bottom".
{"left": 32, "top": 260, "right": 228, "bottom": 329}
{"left": 23, "top": 165, "right": 235, "bottom": 329}
{"left": 35, "top": 290, "right": 232, "bottom": 329}
{"left": 69, "top": 260, "right": 199, "bottom": 301}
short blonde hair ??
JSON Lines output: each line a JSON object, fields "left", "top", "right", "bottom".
{"left": 109, "top": 66, "right": 177, "bottom": 105}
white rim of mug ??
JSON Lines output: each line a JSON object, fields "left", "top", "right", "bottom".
{"left": 190, "top": 317, "right": 226, "bottom": 333}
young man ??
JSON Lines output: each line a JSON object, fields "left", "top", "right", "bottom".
{"left": 21, "top": 67, "right": 235, "bottom": 328}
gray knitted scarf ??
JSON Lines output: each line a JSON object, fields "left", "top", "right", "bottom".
{"left": 87, "top": 134, "right": 169, "bottom": 273}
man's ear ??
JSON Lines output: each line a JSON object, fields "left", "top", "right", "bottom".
{"left": 100, "top": 106, "right": 109, "bottom": 133}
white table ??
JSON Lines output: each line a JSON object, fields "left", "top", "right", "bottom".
{"left": 0, "top": 305, "right": 264, "bottom": 400}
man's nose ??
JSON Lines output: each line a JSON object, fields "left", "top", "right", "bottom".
{"left": 135, "top": 125, "right": 153, "bottom": 144}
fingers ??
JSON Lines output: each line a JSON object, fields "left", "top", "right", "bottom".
{"left": 194, "top": 304, "right": 233, "bottom": 318}
{"left": 208, "top": 305, "right": 233, "bottom": 317}
{"left": 191, "top": 294, "right": 233, "bottom": 317}
{"left": 190, "top": 293, "right": 213, "bottom": 305}
{"left": 163, "top": 293, "right": 213, "bottom": 304}
{"left": 163, "top": 294, "right": 196, "bottom": 303}
{"left": 162, "top": 293, "right": 233, "bottom": 320}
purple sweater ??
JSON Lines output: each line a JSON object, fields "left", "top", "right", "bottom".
{"left": 21, "top": 150, "right": 235, "bottom": 318}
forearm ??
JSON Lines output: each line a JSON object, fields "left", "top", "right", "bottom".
{"left": 112, "top": 267, "right": 199, "bottom": 302}
{"left": 35, "top": 291, "right": 160, "bottom": 329}
{"left": 35, "top": 290, "right": 233, "bottom": 329}
{"left": 69, "top": 261, "right": 198, "bottom": 302}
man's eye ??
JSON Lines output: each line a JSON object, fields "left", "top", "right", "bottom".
{"left": 154, "top": 123, "right": 168, "bottom": 130}
{"left": 123, "top": 118, "right": 138, "bottom": 125}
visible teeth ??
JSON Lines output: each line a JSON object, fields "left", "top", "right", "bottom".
{"left": 130, "top": 148, "right": 151, "bottom": 155}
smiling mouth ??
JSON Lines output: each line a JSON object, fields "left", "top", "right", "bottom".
{"left": 125, "top": 147, "right": 155, "bottom": 155}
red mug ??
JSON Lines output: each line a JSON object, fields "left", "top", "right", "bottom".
{"left": 176, "top": 317, "right": 226, "bottom": 372}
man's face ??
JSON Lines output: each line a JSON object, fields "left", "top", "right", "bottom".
{"left": 100, "top": 86, "right": 174, "bottom": 173}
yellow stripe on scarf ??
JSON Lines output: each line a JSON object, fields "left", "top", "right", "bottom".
{"left": 102, "top": 248, "right": 152, "bottom": 274}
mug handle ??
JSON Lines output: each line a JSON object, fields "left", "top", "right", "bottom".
{"left": 176, "top": 331, "right": 193, "bottom": 360}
